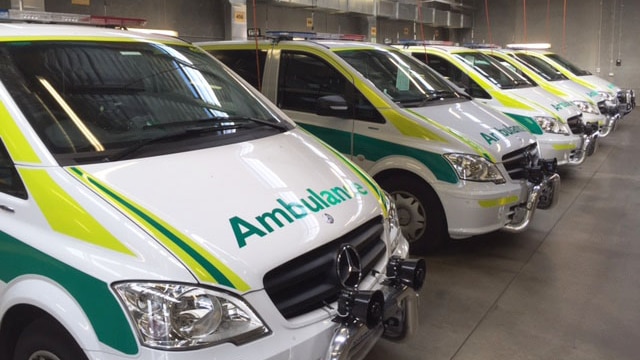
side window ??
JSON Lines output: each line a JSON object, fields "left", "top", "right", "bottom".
{"left": 278, "top": 51, "right": 384, "bottom": 123}
{"left": 0, "top": 140, "right": 27, "bottom": 199}
{"left": 207, "top": 49, "right": 267, "bottom": 90}
{"left": 424, "top": 54, "right": 490, "bottom": 100}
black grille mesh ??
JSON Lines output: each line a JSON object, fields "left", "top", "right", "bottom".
{"left": 502, "top": 143, "right": 538, "bottom": 180}
{"left": 263, "top": 216, "right": 386, "bottom": 319}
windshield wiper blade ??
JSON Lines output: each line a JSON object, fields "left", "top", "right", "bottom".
{"left": 106, "top": 116, "right": 287, "bottom": 162}
{"left": 105, "top": 125, "right": 243, "bottom": 162}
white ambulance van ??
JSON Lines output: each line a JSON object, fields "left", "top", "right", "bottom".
{"left": 505, "top": 45, "right": 635, "bottom": 118}
{"left": 198, "top": 33, "right": 560, "bottom": 254}
{"left": 0, "top": 14, "right": 425, "bottom": 360}
{"left": 479, "top": 48, "right": 614, "bottom": 137}
{"left": 400, "top": 45, "right": 599, "bottom": 165}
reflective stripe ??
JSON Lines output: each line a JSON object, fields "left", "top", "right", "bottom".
{"left": 69, "top": 167, "right": 250, "bottom": 292}
{"left": 552, "top": 143, "right": 577, "bottom": 151}
{"left": 0, "top": 103, "right": 40, "bottom": 164}
{"left": 0, "top": 231, "right": 138, "bottom": 355}
{"left": 19, "top": 168, "right": 134, "bottom": 256}
{"left": 406, "top": 109, "right": 496, "bottom": 162}
{"left": 478, "top": 195, "right": 519, "bottom": 208}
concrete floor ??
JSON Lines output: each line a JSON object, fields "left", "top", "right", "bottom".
{"left": 366, "top": 110, "right": 640, "bottom": 360}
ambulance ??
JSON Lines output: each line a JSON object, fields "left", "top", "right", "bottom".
{"left": 505, "top": 44, "right": 635, "bottom": 118}
{"left": 478, "top": 48, "right": 615, "bottom": 137}
{"left": 400, "top": 44, "right": 599, "bottom": 165}
{"left": 198, "top": 33, "right": 560, "bottom": 254}
{"left": 0, "top": 13, "right": 425, "bottom": 360}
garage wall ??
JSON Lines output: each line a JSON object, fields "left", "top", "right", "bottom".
{"left": 19, "top": 0, "right": 637, "bottom": 91}
{"left": 472, "top": 0, "right": 639, "bottom": 91}
{"left": 43, "top": 0, "right": 227, "bottom": 41}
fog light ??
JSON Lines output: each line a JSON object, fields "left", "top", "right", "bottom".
{"left": 337, "top": 289, "right": 385, "bottom": 329}
{"left": 386, "top": 256, "right": 426, "bottom": 291}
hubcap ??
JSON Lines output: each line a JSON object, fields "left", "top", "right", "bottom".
{"left": 390, "top": 191, "right": 426, "bottom": 243}
{"left": 28, "top": 350, "right": 62, "bottom": 360}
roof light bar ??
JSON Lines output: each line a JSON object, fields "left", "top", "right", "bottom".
{"left": 1, "top": 9, "right": 90, "bottom": 23}
{"left": 463, "top": 43, "right": 501, "bottom": 49}
{"left": 264, "top": 30, "right": 365, "bottom": 42}
{"left": 0, "top": 8, "right": 147, "bottom": 27}
{"left": 398, "top": 40, "right": 456, "bottom": 47}
{"left": 506, "top": 43, "right": 552, "bottom": 50}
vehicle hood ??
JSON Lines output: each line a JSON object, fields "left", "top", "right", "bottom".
{"left": 553, "top": 79, "right": 607, "bottom": 103}
{"left": 503, "top": 86, "right": 582, "bottom": 121}
{"left": 71, "top": 130, "right": 385, "bottom": 292}
{"left": 405, "top": 99, "right": 536, "bottom": 160}
{"left": 579, "top": 75, "right": 622, "bottom": 93}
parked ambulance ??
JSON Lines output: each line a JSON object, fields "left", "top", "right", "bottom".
{"left": 0, "top": 14, "right": 425, "bottom": 360}
{"left": 198, "top": 33, "right": 560, "bottom": 253}
{"left": 479, "top": 48, "right": 614, "bottom": 137}
{"left": 505, "top": 45, "right": 635, "bottom": 118}
{"left": 400, "top": 44, "right": 599, "bottom": 165}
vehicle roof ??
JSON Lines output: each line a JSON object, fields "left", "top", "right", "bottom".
{"left": 0, "top": 22, "right": 178, "bottom": 43}
{"left": 399, "top": 45, "right": 474, "bottom": 53}
{"left": 197, "top": 38, "right": 393, "bottom": 51}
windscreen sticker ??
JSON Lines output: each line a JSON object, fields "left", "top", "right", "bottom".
{"left": 230, "top": 182, "right": 369, "bottom": 248}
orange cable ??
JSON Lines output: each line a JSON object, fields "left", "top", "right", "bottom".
{"left": 252, "top": 0, "right": 262, "bottom": 91}
{"left": 484, "top": 0, "right": 493, "bottom": 44}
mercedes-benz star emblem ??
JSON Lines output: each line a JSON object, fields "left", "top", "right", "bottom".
{"left": 335, "top": 244, "right": 362, "bottom": 289}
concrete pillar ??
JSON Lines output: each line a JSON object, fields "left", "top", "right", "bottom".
{"left": 229, "top": 0, "right": 247, "bottom": 40}
{"left": 368, "top": 15, "right": 378, "bottom": 43}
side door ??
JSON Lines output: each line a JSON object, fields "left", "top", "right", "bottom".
{"left": 272, "top": 50, "right": 357, "bottom": 157}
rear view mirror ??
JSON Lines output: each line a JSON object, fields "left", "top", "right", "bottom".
{"left": 317, "top": 95, "right": 349, "bottom": 117}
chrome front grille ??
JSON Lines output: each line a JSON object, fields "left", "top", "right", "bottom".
{"left": 263, "top": 216, "right": 386, "bottom": 319}
{"left": 502, "top": 143, "right": 538, "bottom": 181}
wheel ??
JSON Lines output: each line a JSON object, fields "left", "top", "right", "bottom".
{"left": 377, "top": 175, "right": 448, "bottom": 254}
{"left": 13, "top": 317, "right": 88, "bottom": 360}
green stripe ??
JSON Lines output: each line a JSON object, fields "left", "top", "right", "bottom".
{"left": 0, "top": 231, "right": 138, "bottom": 355}
{"left": 298, "top": 123, "right": 458, "bottom": 184}
{"left": 504, "top": 113, "right": 544, "bottom": 135}
{"left": 69, "top": 167, "right": 244, "bottom": 290}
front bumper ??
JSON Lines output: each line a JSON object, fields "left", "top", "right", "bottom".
{"left": 504, "top": 171, "right": 560, "bottom": 233}
{"left": 618, "top": 89, "right": 636, "bottom": 115}
{"left": 537, "top": 134, "right": 583, "bottom": 166}
{"left": 88, "top": 243, "right": 423, "bottom": 360}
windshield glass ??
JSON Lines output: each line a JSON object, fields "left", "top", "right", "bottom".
{"left": 335, "top": 47, "right": 463, "bottom": 107}
{"left": 545, "top": 53, "right": 592, "bottom": 76}
{"left": 510, "top": 53, "right": 568, "bottom": 81}
{"left": 0, "top": 40, "right": 291, "bottom": 165}
{"left": 454, "top": 51, "right": 533, "bottom": 89}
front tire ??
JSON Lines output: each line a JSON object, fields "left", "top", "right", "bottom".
{"left": 377, "top": 175, "right": 448, "bottom": 254}
{"left": 13, "top": 317, "right": 88, "bottom": 360}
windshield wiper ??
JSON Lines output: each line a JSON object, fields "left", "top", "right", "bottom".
{"left": 105, "top": 116, "right": 288, "bottom": 162}
{"left": 143, "top": 116, "right": 288, "bottom": 132}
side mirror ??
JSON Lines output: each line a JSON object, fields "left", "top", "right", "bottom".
{"left": 316, "top": 95, "right": 349, "bottom": 117}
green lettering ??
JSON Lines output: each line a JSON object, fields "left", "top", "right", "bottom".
{"left": 352, "top": 182, "right": 368, "bottom": 195}
{"left": 256, "top": 208, "right": 294, "bottom": 232}
{"left": 277, "top": 199, "right": 308, "bottom": 219}
{"left": 481, "top": 132, "right": 499, "bottom": 145}
{"left": 321, "top": 190, "right": 342, "bottom": 205}
{"left": 331, "top": 186, "right": 352, "bottom": 201}
{"left": 229, "top": 216, "right": 267, "bottom": 248}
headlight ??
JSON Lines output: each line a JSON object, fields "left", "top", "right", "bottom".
{"left": 598, "top": 90, "right": 617, "bottom": 102}
{"left": 572, "top": 100, "right": 599, "bottom": 114}
{"left": 113, "top": 282, "right": 270, "bottom": 350}
{"left": 383, "top": 192, "right": 401, "bottom": 250}
{"left": 534, "top": 116, "right": 569, "bottom": 134}
{"left": 443, "top": 153, "right": 506, "bottom": 184}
